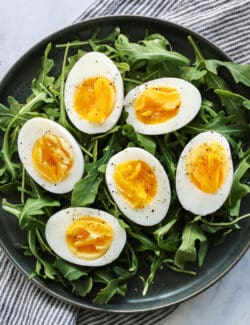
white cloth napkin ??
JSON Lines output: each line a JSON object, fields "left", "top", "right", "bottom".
{"left": 0, "top": 1, "right": 249, "bottom": 324}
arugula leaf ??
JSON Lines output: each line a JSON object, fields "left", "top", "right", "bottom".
{"left": 179, "top": 67, "right": 207, "bottom": 82}
{"left": 93, "top": 277, "right": 125, "bottom": 304}
{"left": 0, "top": 97, "right": 21, "bottom": 131}
{"left": 97, "top": 184, "right": 121, "bottom": 218}
{"left": 93, "top": 244, "right": 138, "bottom": 304}
{"left": 163, "top": 258, "right": 196, "bottom": 275}
{"left": 204, "top": 60, "right": 250, "bottom": 87}
{"left": 54, "top": 49, "right": 85, "bottom": 90}
{"left": 0, "top": 181, "right": 19, "bottom": 194}
{"left": 28, "top": 230, "right": 58, "bottom": 280}
{"left": 89, "top": 41, "right": 117, "bottom": 57}
{"left": 19, "top": 197, "right": 60, "bottom": 230}
{"left": 154, "top": 209, "right": 181, "bottom": 251}
{"left": 71, "top": 134, "right": 120, "bottom": 206}
{"left": 32, "top": 43, "right": 55, "bottom": 91}
{"left": 122, "top": 125, "right": 156, "bottom": 155}
{"left": 2, "top": 198, "right": 23, "bottom": 218}
{"left": 228, "top": 151, "right": 250, "bottom": 216}
{"left": 86, "top": 134, "right": 121, "bottom": 173}
{"left": 1, "top": 91, "right": 51, "bottom": 179}
{"left": 243, "top": 100, "right": 250, "bottom": 109}
{"left": 187, "top": 37, "right": 232, "bottom": 118}
{"left": 116, "top": 62, "right": 130, "bottom": 75}
{"left": 158, "top": 232, "right": 181, "bottom": 253}
{"left": 71, "top": 173, "right": 103, "bottom": 207}
{"left": 188, "top": 36, "right": 250, "bottom": 89}
{"left": 156, "top": 136, "right": 177, "bottom": 182}
{"left": 175, "top": 223, "right": 208, "bottom": 269}
{"left": 204, "top": 72, "right": 231, "bottom": 91}
{"left": 126, "top": 224, "right": 159, "bottom": 254}
{"left": 214, "top": 89, "right": 249, "bottom": 117}
{"left": 184, "top": 111, "right": 248, "bottom": 139}
{"left": 2, "top": 179, "right": 58, "bottom": 229}
{"left": 72, "top": 277, "right": 93, "bottom": 297}
{"left": 115, "top": 34, "right": 190, "bottom": 67}
{"left": 212, "top": 229, "right": 233, "bottom": 246}
{"left": 54, "top": 258, "right": 88, "bottom": 281}
{"left": 21, "top": 197, "right": 60, "bottom": 217}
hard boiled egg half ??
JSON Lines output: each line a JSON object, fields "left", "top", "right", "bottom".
{"left": 64, "top": 52, "right": 124, "bottom": 134}
{"left": 18, "top": 117, "right": 84, "bottom": 194}
{"left": 124, "top": 78, "right": 201, "bottom": 135}
{"left": 106, "top": 147, "right": 171, "bottom": 226}
{"left": 45, "top": 207, "right": 126, "bottom": 266}
{"left": 176, "top": 131, "right": 233, "bottom": 215}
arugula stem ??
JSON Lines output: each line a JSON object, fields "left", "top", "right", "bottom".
{"left": 56, "top": 40, "right": 101, "bottom": 48}
{"left": 155, "top": 136, "right": 176, "bottom": 181}
{"left": 123, "top": 78, "right": 142, "bottom": 85}
{"left": 103, "top": 186, "right": 116, "bottom": 207}
{"left": 20, "top": 93, "right": 46, "bottom": 115}
{"left": 86, "top": 142, "right": 95, "bottom": 153}
{"left": 201, "top": 213, "right": 250, "bottom": 227}
{"left": 59, "top": 43, "right": 70, "bottom": 127}
{"left": 35, "top": 229, "right": 55, "bottom": 255}
{"left": 21, "top": 166, "right": 25, "bottom": 204}
{"left": 39, "top": 83, "right": 58, "bottom": 102}
{"left": 187, "top": 35, "right": 205, "bottom": 62}
{"left": 142, "top": 254, "right": 163, "bottom": 296}
{"left": 93, "top": 140, "right": 98, "bottom": 163}
{"left": 2, "top": 202, "right": 22, "bottom": 218}
{"left": 79, "top": 144, "right": 93, "bottom": 158}
{"left": 163, "top": 259, "right": 196, "bottom": 275}
{"left": 48, "top": 85, "right": 60, "bottom": 97}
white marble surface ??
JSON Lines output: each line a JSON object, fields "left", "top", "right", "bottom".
{"left": 0, "top": 1, "right": 249, "bottom": 325}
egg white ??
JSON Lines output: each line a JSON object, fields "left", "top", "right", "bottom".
{"left": 106, "top": 147, "right": 171, "bottom": 226}
{"left": 176, "top": 131, "right": 233, "bottom": 216}
{"left": 64, "top": 52, "right": 124, "bottom": 134}
{"left": 124, "top": 77, "right": 201, "bottom": 135}
{"left": 18, "top": 117, "right": 84, "bottom": 194}
{"left": 45, "top": 207, "right": 126, "bottom": 267}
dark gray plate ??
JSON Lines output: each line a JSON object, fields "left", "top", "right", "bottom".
{"left": 0, "top": 15, "right": 249, "bottom": 313}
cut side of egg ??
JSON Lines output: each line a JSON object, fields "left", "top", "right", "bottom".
{"left": 124, "top": 78, "right": 201, "bottom": 135}
{"left": 18, "top": 117, "right": 84, "bottom": 194}
{"left": 64, "top": 52, "right": 124, "bottom": 134}
{"left": 106, "top": 147, "right": 171, "bottom": 226}
{"left": 45, "top": 207, "right": 126, "bottom": 267}
{"left": 176, "top": 131, "right": 233, "bottom": 216}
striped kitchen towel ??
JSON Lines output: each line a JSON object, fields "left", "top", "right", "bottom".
{"left": 0, "top": 0, "right": 249, "bottom": 325}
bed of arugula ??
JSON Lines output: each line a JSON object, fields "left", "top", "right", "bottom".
{"left": 0, "top": 27, "right": 249, "bottom": 304}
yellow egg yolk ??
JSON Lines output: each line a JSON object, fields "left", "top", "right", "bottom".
{"left": 134, "top": 86, "right": 181, "bottom": 124}
{"left": 114, "top": 160, "right": 157, "bottom": 208}
{"left": 32, "top": 133, "right": 73, "bottom": 183}
{"left": 66, "top": 216, "right": 114, "bottom": 260}
{"left": 186, "top": 141, "right": 229, "bottom": 193}
{"left": 74, "top": 76, "right": 116, "bottom": 124}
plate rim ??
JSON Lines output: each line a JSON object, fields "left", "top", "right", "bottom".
{"left": 0, "top": 14, "right": 249, "bottom": 313}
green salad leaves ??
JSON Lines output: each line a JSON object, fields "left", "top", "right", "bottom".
{"left": 0, "top": 27, "right": 249, "bottom": 304}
